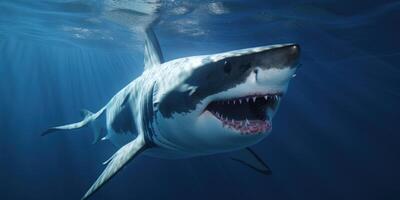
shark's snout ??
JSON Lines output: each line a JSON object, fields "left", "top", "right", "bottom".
{"left": 253, "top": 43, "right": 300, "bottom": 70}
{"left": 284, "top": 44, "right": 300, "bottom": 65}
{"left": 284, "top": 44, "right": 300, "bottom": 67}
{"left": 249, "top": 44, "right": 300, "bottom": 86}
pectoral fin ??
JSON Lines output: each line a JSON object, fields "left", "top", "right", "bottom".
{"left": 81, "top": 135, "right": 147, "bottom": 200}
{"left": 230, "top": 148, "right": 271, "bottom": 175}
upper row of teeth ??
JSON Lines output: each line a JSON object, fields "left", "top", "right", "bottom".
{"left": 218, "top": 95, "right": 280, "bottom": 105}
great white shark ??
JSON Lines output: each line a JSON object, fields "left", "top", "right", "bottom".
{"left": 42, "top": 22, "right": 300, "bottom": 200}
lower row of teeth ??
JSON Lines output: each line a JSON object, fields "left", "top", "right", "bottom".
{"left": 213, "top": 112, "right": 270, "bottom": 135}
{"left": 214, "top": 112, "right": 253, "bottom": 123}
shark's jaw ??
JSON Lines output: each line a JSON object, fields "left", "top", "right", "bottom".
{"left": 204, "top": 93, "right": 281, "bottom": 135}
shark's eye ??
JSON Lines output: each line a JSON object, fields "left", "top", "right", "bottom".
{"left": 224, "top": 61, "right": 232, "bottom": 74}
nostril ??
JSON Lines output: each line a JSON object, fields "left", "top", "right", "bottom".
{"left": 224, "top": 61, "right": 232, "bottom": 74}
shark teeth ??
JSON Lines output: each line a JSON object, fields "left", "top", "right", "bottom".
{"left": 206, "top": 93, "right": 282, "bottom": 135}
{"left": 214, "top": 113, "right": 271, "bottom": 135}
{"left": 213, "top": 93, "right": 281, "bottom": 106}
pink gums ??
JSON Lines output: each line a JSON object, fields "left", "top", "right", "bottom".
{"left": 214, "top": 114, "right": 271, "bottom": 135}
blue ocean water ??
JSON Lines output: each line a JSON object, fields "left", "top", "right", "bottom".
{"left": 1, "top": 0, "right": 399, "bottom": 199}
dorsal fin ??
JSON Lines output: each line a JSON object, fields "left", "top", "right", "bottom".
{"left": 101, "top": 0, "right": 163, "bottom": 70}
{"left": 144, "top": 27, "right": 164, "bottom": 70}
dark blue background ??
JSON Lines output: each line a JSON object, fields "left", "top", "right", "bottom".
{"left": 1, "top": 0, "right": 399, "bottom": 199}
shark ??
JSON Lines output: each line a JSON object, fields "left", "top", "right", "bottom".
{"left": 42, "top": 13, "right": 300, "bottom": 200}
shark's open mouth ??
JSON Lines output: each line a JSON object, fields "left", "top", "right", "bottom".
{"left": 205, "top": 94, "right": 281, "bottom": 135}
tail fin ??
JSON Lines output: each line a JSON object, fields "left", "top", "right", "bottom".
{"left": 42, "top": 107, "right": 106, "bottom": 143}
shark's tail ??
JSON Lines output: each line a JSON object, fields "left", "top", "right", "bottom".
{"left": 42, "top": 107, "right": 106, "bottom": 143}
